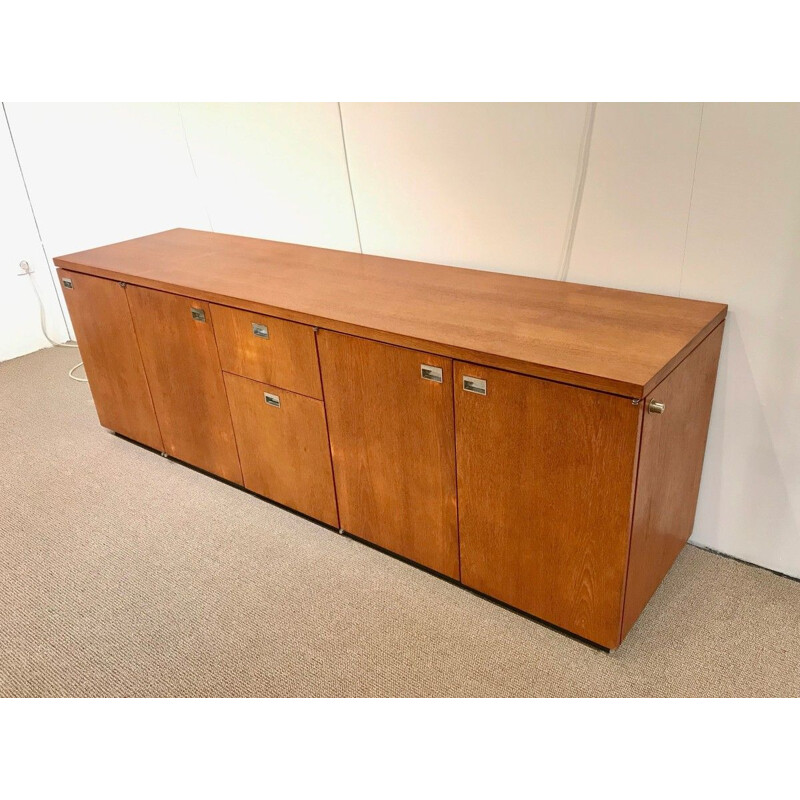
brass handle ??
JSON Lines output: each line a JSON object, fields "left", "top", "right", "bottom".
{"left": 648, "top": 400, "right": 666, "bottom": 414}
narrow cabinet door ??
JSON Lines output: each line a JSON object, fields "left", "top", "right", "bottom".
{"left": 454, "top": 362, "right": 641, "bottom": 648}
{"left": 318, "top": 332, "right": 459, "bottom": 579}
{"left": 224, "top": 373, "right": 338, "bottom": 527}
{"left": 126, "top": 286, "right": 242, "bottom": 484}
{"left": 56, "top": 269, "right": 163, "bottom": 451}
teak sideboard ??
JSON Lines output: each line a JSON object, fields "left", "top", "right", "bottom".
{"left": 54, "top": 228, "right": 727, "bottom": 649}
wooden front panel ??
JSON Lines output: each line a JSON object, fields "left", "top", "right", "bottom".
{"left": 223, "top": 372, "right": 338, "bottom": 527}
{"left": 455, "top": 362, "right": 641, "bottom": 648}
{"left": 318, "top": 332, "right": 459, "bottom": 579}
{"left": 211, "top": 304, "right": 322, "bottom": 399}
{"left": 621, "top": 323, "right": 724, "bottom": 640}
{"left": 56, "top": 269, "right": 163, "bottom": 451}
{"left": 126, "top": 286, "right": 242, "bottom": 484}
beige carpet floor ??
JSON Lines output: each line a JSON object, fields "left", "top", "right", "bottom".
{"left": 1, "top": 346, "right": 798, "bottom": 697}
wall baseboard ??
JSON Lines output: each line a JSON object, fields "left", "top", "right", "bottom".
{"left": 689, "top": 541, "right": 800, "bottom": 584}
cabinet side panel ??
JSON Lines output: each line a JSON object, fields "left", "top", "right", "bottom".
{"left": 126, "top": 285, "right": 243, "bottom": 485}
{"left": 318, "top": 331, "right": 459, "bottom": 579}
{"left": 621, "top": 323, "right": 724, "bottom": 641}
{"left": 455, "top": 362, "right": 641, "bottom": 649}
{"left": 57, "top": 269, "right": 163, "bottom": 451}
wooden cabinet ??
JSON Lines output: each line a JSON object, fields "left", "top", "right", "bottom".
{"left": 317, "top": 332, "right": 459, "bottom": 579}
{"left": 223, "top": 372, "right": 338, "bottom": 527}
{"left": 126, "top": 286, "right": 242, "bottom": 485}
{"left": 56, "top": 269, "right": 163, "bottom": 452}
{"left": 454, "top": 362, "right": 642, "bottom": 648}
{"left": 55, "top": 229, "right": 727, "bottom": 648}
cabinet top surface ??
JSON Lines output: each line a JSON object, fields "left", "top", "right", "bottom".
{"left": 55, "top": 228, "right": 726, "bottom": 396}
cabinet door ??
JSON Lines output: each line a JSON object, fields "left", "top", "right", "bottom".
{"left": 318, "top": 332, "right": 458, "bottom": 579}
{"left": 126, "top": 286, "right": 242, "bottom": 484}
{"left": 224, "top": 372, "right": 338, "bottom": 527}
{"left": 454, "top": 362, "right": 641, "bottom": 648}
{"left": 57, "top": 269, "right": 163, "bottom": 451}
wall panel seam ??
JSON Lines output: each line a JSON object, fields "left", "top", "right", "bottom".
{"left": 177, "top": 103, "right": 215, "bottom": 233}
{"left": 557, "top": 101, "right": 596, "bottom": 282}
{"left": 678, "top": 102, "right": 705, "bottom": 298}
{"left": 337, "top": 102, "right": 363, "bottom": 254}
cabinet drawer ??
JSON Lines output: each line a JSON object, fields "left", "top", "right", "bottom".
{"left": 224, "top": 372, "right": 338, "bottom": 527}
{"left": 211, "top": 304, "right": 322, "bottom": 399}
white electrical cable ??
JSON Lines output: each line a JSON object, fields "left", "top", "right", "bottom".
{"left": 24, "top": 267, "right": 88, "bottom": 382}
{"left": 68, "top": 361, "right": 87, "bottom": 382}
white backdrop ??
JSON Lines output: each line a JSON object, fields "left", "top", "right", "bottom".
{"left": 2, "top": 102, "right": 797, "bottom": 580}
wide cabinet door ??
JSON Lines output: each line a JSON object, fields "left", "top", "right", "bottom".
{"left": 454, "top": 362, "right": 641, "bottom": 648}
{"left": 57, "top": 269, "right": 163, "bottom": 452}
{"left": 126, "top": 286, "right": 242, "bottom": 485}
{"left": 318, "top": 332, "right": 459, "bottom": 579}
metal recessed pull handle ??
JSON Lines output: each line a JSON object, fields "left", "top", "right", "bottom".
{"left": 252, "top": 322, "right": 270, "bottom": 339}
{"left": 190, "top": 307, "right": 206, "bottom": 322}
{"left": 62, "top": 278, "right": 73, "bottom": 289}
{"left": 463, "top": 376, "right": 487, "bottom": 395}
{"left": 264, "top": 392, "right": 281, "bottom": 408}
{"left": 648, "top": 400, "right": 666, "bottom": 414}
{"left": 420, "top": 364, "right": 443, "bottom": 383}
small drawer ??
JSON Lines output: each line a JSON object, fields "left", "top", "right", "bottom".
{"left": 211, "top": 304, "right": 322, "bottom": 399}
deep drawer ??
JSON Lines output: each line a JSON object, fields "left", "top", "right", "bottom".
{"left": 223, "top": 372, "right": 338, "bottom": 527}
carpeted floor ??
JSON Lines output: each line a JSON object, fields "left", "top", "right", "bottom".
{"left": 1, "top": 346, "right": 798, "bottom": 697}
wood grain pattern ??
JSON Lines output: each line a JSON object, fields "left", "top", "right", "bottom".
{"left": 454, "top": 361, "right": 642, "bottom": 648}
{"left": 53, "top": 228, "right": 727, "bottom": 397}
{"left": 126, "top": 286, "right": 243, "bottom": 484}
{"left": 56, "top": 269, "right": 163, "bottom": 451}
{"left": 211, "top": 304, "right": 322, "bottom": 399}
{"left": 318, "top": 332, "right": 459, "bottom": 579}
{"left": 223, "top": 372, "right": 338, "bottom": 527}
{"left": 621, "top": 323, "right": 725, "bottom": 640}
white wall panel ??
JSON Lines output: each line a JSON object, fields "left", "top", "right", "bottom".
{"left": 568, "top": 103, "right": 702, "bottom": 295}
{"left": 341, "top": 103, "right": 587, "bottom": 276}
{"left": 6, "top": 103, "right": 209, "bottom": 257}
{"left": 6, "top": 103, "right": 210, "bottom": 340}
{"left": 179, "top": 103, "right": 359, "bottom": 251}
{"left": 683, "top": 103, "right": 800, "bottom": 578}
{"left": 0, "top": 118, "right": 68, "bottom": 360}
